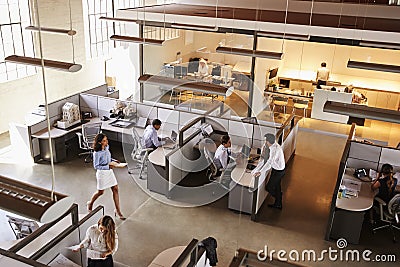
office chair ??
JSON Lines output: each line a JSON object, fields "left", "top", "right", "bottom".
{"left": 292, "top": 98, "right": 309, "bottom": 118}
{"left": 272, "top": 96, "right": 289, "bottom": 114}
{"left": 76, "top": 122, "right": 102, "bottom": 163}
{"left": 6, "top": 215, "right": 40, "bottom": 239}
{"left": 372, "top": 194, "right": 400, "bottom": 242}
{"left": 128, "top": 127, "right": 153, "bottom": 180}
{"left": 203, "top": 147, "right": 233, "bottom": 193}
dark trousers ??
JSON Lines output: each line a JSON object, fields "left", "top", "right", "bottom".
{"left": 88, "top": 255, "right": 113, "bottom": 267}
{"left": 266, "top": 168, "right": 285, "bottom": 205}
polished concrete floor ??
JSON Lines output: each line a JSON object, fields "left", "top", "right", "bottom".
{"left": 0, "top": 125, "right": 399, "bottom": 266}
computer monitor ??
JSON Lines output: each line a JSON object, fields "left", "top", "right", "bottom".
{"left": 241, "top": 144, "right": 251, "bottom": 158}
{"left": 171, "top": 130, "right": 178, "bottom": 142}
{"left": 201, "top": 124, "right": 213, "bottom": 137}
{"left": 188, "top": 61, "right": 199, "bottom": 73}
{"left": 174, "top": 66, "right": 188, "bottom": 78}
{"left": 269, "top": 67, "right": 278, "bottom": 79}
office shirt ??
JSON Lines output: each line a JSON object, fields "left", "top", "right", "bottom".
{"left": 93, "top": 146, "right": 111, "bottom": 170}
{"left": 79, "top": 224, "right": 118, "bottom": 256}
{"left": 252, "top": 142, "right": 285, "bottom": 175}
{"left": 198, "top": 63, "right": 209, "bottom": 76}
{"left": 316, "top": 67, "right": 330, "bottom": 81}
{"left": 213, "top": 144, "right": 231, "bottom": 169}
{"left": 142, "top": 125, "right": 161, "bottom": 148}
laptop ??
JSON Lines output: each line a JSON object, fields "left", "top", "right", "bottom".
{"left": 162, "top": 130, "right": 178, "bottom": 148}
{"left": 241, "top": 144, "right": 251, "bottom": 158}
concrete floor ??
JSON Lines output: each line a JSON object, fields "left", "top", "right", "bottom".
{"left": 0, "top": 127, "right": 399, "bottom": 266}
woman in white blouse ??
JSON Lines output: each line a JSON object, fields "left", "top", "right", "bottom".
{"left": 73, "top": 215, "right": 118, "bottom": 267}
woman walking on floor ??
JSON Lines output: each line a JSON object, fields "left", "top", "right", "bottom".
{"left": 87, "top": 133, "right": 125, "bottom": 220}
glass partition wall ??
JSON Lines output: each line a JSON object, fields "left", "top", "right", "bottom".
{"left": 142, "top": 28, "right": 256, "bottom": 118}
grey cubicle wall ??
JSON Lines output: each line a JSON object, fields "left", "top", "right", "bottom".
{"left": 346, "top": 141, "right": 400, "bottom": 172}
{"left": 35, "top": 207, "right": 104, "bottom": 267}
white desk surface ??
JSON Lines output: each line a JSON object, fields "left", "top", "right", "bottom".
{"left": 31, "top": 117, "right": 144, "bottom": 139}
{"left": 149, "top": 246, "right": 186, "bottom": 266}
{"left": 336, "top": 169, "right": 375, "bottom": 212}
{"left": 231, "top": 166, "right": 255, "bottom": 188}
{"left": 148, "top": 146, "right": 177, "bottom": 167}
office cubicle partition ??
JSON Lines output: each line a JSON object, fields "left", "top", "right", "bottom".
{"left": 325, "top": 124, "right": 400, "bottom": 241}
{"left": 6, "top": 204, "right": 105, "bottom": 267}
{"left": 325, "top": 124, "right": 355, "bottom": 241}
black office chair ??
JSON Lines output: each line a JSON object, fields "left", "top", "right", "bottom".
{"left": 372, "top": 193, "right": 400, "bottom": 242}
{"left": 76, "top": 122, "right": 102, "bottom": 163}
{"left": 7, "top": 215, "right": 40, "bottom": 239}
{"left": 203, "top": 147, "right": 233, "bottom": 193}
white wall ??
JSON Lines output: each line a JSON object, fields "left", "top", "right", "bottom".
{"left": 0, "top": 0, "right": 105, "bottom": 134}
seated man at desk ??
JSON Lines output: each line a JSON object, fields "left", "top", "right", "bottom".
{"left": 197, "top": 58, "right": 209, "bottom": 76}
{"left": 251, "top": 133, "right": 285, "bottom": 210}
{"left": 142, "top": 119, "right": 164, "bottom": 150}
{"left": 213, "top": 135, "right": 233, "bottom": 171}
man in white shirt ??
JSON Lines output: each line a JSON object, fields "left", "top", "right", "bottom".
{"left": 316, "top": 62, "right": 330, "bottom": 86}
{"left": 252, "top": 133, "right": 285, "bottom": 209}
{"left": 213, "top": 135, "right": 232, "bottom": 171}
{"left": 197, "top": 58, "right": 209, "bottom": 76}
{"left": 142, "top": 119, "right": 163, "bottom": 149}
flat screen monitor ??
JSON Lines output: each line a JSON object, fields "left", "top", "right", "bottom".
{"left": 174, "top": 66, "right": 187, "bottom": 77}
{"left": 202, "top": 124, "right": 213, "bottom": 136}
{"left": 241, "top": 144, "right": 251, "bottom": 158}
{"left": 269, "top": 67, "right": 278, "bottom": 79}
{"left": 188, "top": 61, "right": 199, "bottom": 73}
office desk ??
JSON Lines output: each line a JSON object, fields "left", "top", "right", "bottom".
{"left": 31, "top": 117, "right": 142, "bottom": 162}
{"left": 229, "top": 161, "right": 270, "bottom": 215}
{"left": 147, "top": 146, "right": 179, "bottom": 196}
{"left": 330, "top": 168, "right": 375, "bottom": 244}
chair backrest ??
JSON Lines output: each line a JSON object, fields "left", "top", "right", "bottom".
{"left": 388, "top": 194, "right": 400, "bottom": 217}
{"left": 204, "top": 147, "right": 218, "bottom": 177}
{"left": 82, "top": 122, "right": 102, "bottom": 148}
{"left": 131, "top": 127, "right": 145, "bottom": 160}
{"left": 272, "top": 96, "right": 288, "bottom": 103}
{"left": 293, "top": 99, "right": 309, "bottom": 106}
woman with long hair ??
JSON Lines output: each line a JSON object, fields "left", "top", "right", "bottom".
{"left": 87, "top": 133, "right": 125, "bottom": 220}
{"left": 73, "top": 216, "right": 118, "bottom": 267}
{"left": 371, "top": 163, "right": 398, "bottom": 203}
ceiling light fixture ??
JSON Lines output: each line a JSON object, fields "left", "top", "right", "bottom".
{"left": 347, "top": 60, "right": 400, "bottom": 73}
{"left": 5, "top": 55, "right": 82, "bottom": 72}
{"left": 257, "top": 31, "right": 309, "bottom": 41}
{"left": 323, "top": 101, "right": 400, "bottom": 124}
{"left": 216, "top": 46, "right": 282, "bottom": 60}
{"left": 138, "top": 74, "right": 233, "bottom": 97}
{"left": 26, "top": 26, "right": 76, "bottom": 36}
{"left": 0, "top": 175, "right": 73, "bottom": 223}
{"left": 171, "top": 23, "right": 218, "bottom": 32}
{"left": 359, "top": 40, "right": 400, "bottom": 50}
{"left": 99, "top": 16, "right": 140, "bottom": 23}
{"left": 110, "top": 35, "right": 164, "bottom": 46}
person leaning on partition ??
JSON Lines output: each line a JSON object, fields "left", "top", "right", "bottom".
{"left": 251, "top": 133, "right": 285, "bottom": 210}
{"left": 142, "top": 119, "right": 164, "bottom": 150}
{"left": 73, "top": 215, "right": 118, "bottom": 267}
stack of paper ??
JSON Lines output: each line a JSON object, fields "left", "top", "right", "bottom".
{"left": 343, "top": 178, "right": 362, "bottom": 192}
